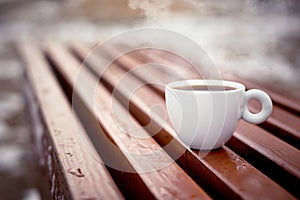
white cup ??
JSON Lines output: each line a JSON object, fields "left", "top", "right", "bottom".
{"left": 165, "top": 80, "right": 273, "bottom": 150}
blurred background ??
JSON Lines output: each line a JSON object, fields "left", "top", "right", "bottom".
{"left": 0, "top": 0, "right": 299, "bottom": 199}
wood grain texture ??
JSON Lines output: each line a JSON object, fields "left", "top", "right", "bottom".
{"left": 17, "top": 42, "right": 124, "bottom": 200}
{"left": 45, "top": 42, "right": 211, "bottom": 200}
{"left": 71, "top": 43, "right": 296, "bottom": 200}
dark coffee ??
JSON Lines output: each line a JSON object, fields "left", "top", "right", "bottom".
{"left": 174, "top": 85, "right": 236, "bottom": 91}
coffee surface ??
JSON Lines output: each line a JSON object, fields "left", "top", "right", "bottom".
{"left": 174, "top": 85, "right": 236, "bottom": 91}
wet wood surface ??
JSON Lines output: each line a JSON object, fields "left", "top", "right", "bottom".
{"left": 45, "top": 42, "right": 211, "bottom": 200}
{"left": 18, "top": 42, "right": 300, "bottom": 199}
{"left": 71, "top": 43, "right": 297, "bottom": 199}
{"left": 17, "top": 42, "right": 124, "bottom": 200}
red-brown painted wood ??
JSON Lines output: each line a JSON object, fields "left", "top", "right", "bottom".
{"left": 17, "top": 42, "right": 124, "bottom": 200}
{"left": 46, "top": 42, "right": 211, "bottom": 200}
{"left": 71, "top": 43, "right": 296, "bottom": 199}
{"left": 117, "top": 49, "right": 300, "bottom": 196}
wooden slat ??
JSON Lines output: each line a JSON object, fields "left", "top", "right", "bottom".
{"left": 16, "top": 42, "right": 124, "bottom": 200}
{"left": 23, "top": 74, "right": 58, "bottom": 200}
{"left": 45, "top": 42, "right": 211, "bottom": 200}
{"left": 228, "top": 120, "right": 300, "bottom": 194}
{"left": 71, "top": 43, "right": 296, "bottom": 199}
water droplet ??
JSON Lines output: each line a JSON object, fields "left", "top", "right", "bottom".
{"left": 227, "top": 152, "right": 250, "bottom": 170}
{"left": 66, "top": 152, "right": 73, "bottom": 157}
{"left": 67, "top": 168, "right": 85, "bottom": 177}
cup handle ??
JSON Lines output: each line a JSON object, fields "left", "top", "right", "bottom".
{"left": 242, "top": 89, "right": 273, "bottom": 124}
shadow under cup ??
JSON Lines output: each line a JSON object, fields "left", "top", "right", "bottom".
{"left": 165, "top": 80, "right": 272, "bottom": 150}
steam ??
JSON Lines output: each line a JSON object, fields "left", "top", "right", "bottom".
{"left": 126, "top": 0, "right": 300, "bottom": 88}
{"left": 128, "top": 0, "right": 172, "bottom": 21}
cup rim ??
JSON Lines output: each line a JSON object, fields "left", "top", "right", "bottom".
{"left": 166, "top": 79, "right": 245, "bottom": 93}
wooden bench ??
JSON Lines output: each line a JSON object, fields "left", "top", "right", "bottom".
{"left": 17, "top": 42, "right": 300, "bottom": 200}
